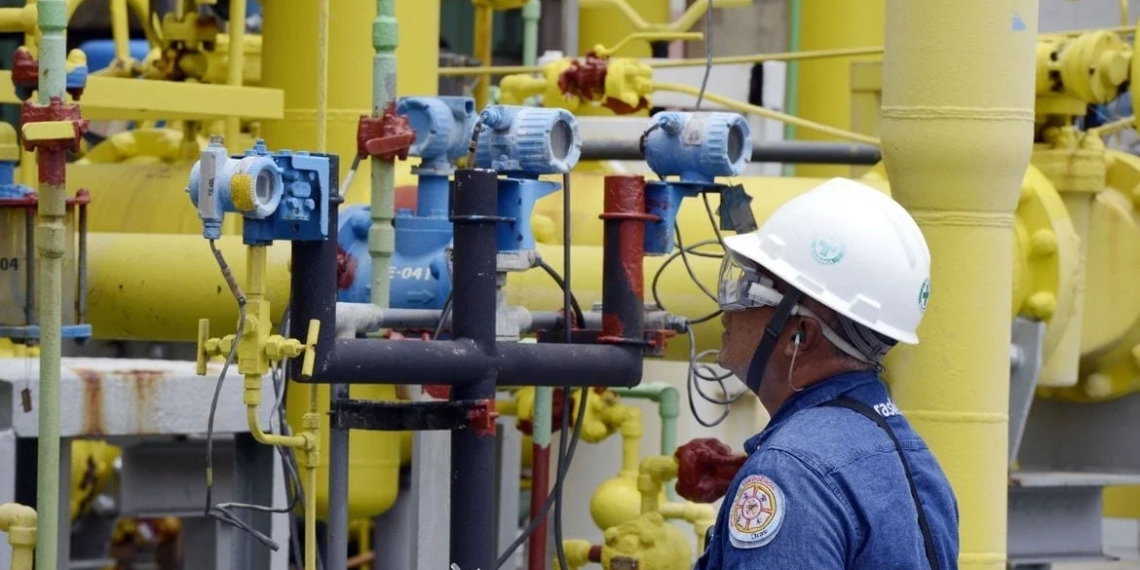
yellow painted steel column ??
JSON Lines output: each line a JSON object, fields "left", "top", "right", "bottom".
{"left": 879, "top": 2, "right": 1037, "bottom": 569}
{"left": 795, "top": 0, "right": 884, "bottom": 178}
{"left": 260, "top": 0, "right": 439, "bottom": 205}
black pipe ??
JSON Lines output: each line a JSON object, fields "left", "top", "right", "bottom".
{"left": 579, "top": 139, "right": 882, "bottom": 165}
{"left": 497, "top": 342, "right": 641, "bottom": 387}
{"left": 322, "top": 338, "right": 494, "bottom": 383}
{"left": 448, "top": 168, "right": 500, "bottom": 570}
{"left": 289, "top": 180, "right": 340, "bottom": 380}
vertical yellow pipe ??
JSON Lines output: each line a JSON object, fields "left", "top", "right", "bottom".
{"left": 224, "top": 0, "right": 247, "bottom": 153}
{"left": 473, "top": 2, "right": 494, "bottom": 109}
{"left": 795, "top": 0, "right": 884, "bottom": 178}
{"left": 880, "top": 2, "right": 1037, "bottom": 569}
{"left": 260, "top": 0, "right": 439, "bottom": 204}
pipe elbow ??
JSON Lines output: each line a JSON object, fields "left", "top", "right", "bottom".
{"left": 614, "top": 404, "right": 643, "bottom": 440}
{"left": 0, "top": 503, "right": 37, "bottom": 545}
{"left": 637, "top": 455, "right": 679, "bottom": 494}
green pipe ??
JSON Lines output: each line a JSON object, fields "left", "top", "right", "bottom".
{"left": 34, "top": 1, "right": 68, "bottom": 568}
{"left": 521, "top": 0, "right": 541, "bottom": 68}
{"left": 370, "top": 0, "right": 398, "bottom": 309}
{"left": 612, "top": 382, "right": 680, "bottom": 500}
{"left": 781, "top": 0, "right": 802, "bottom": 177}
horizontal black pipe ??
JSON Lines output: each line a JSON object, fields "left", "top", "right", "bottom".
{"left": 498, "top": 342, "right": 642, "bottom": 388}
{"left": 579, "top": 139, "right": 882, "bottom": 165}
{"left": 316, "top": 337, "right": 642, "bottom": 388}
{"left": 319, "top": 338, "right": 494, "bottom": 384}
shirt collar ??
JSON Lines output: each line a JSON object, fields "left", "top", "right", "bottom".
{"left": 743, "top": 370, "right": 881, "bottom": 455}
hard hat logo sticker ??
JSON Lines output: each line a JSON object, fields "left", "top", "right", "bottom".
{"left": 810, "top": 235, "right": 845, "bottom": 265}
{"left": 918, "top": 279, "right": 930, "bottom": 311}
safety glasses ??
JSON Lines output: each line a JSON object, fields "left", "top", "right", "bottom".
{"left": 717, "top": 253, "right": 875, "bottom": 364}
{"left": 717, "top": 253, "right": 783, "bottom": 312}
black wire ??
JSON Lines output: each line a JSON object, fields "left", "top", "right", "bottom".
{"left": 554, "top": 170, "right": 574, "bottom": 570}
{"left": 536, "top": 258, "right": 587, "bottom": 329}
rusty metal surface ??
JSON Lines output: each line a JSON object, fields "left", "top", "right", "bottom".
{"left": 0, "top": 357, "right": 277, "bottom": 437}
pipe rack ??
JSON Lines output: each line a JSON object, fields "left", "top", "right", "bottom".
{"left": 289, "top": 168, "right": 655, "bottom": 570}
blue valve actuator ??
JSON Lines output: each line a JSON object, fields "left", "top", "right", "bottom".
{"left": 640, "top": 112, "right": 753, "bottom": 255}
{"left": 187, "top": 138, "right": 331, "bottom": 245}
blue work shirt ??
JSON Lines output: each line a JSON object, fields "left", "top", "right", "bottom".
{"left": 695, "top": 370, "right": 959, "bottom": 570}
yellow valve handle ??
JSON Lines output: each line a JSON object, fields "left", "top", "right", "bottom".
{"left": 300, "top": 319, "right": 321, "bottom": 380}
{"left": 593, "top": 32, "right": 703, "bottom": 58}
{"left": 196, "top": 319, "right": 210, "bottom": 376}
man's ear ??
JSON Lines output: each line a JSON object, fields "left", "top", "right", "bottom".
{"left": 783, "top": 317, "right": 825, "bottom": 357}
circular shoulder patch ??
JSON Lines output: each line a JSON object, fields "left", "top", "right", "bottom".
{"left": 728, "top": 474, "right": 786, "bottom": 549}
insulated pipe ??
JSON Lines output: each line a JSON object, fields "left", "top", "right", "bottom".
{"left": 879, "top": 2, "right": 1037, "bottom": 569}
{"left": 448, "top": 168, "right": 500, "bottom": 570}
{"left": 578, "top": 139, "right": 882, "bottom": 165}
{"left": 32, "top": 1, "right": 70, "bottom": 568}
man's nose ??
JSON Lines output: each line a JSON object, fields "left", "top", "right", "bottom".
{"left": 721, "top": 312, "right": 730, "bottom": 328}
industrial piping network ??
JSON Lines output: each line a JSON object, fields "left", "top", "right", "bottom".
{"left": 8, "top": 0, "right": 1140, "bottom": 569}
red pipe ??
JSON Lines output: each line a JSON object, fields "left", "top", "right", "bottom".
{"left": 528, "top": 442, "right": 551, "bottom": 570}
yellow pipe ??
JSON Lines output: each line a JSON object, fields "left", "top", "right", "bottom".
{"left": 651, "top": 82, "right": 881, "bottom": 145}
{"left": 879, "top": 2, "right": 1036, "bottom": 570}
{"left": 795, "top": 0, "right": 884, "bottom": 178}
{"left": 109, "top": 0, "right": 130, "bottom": 63}
{"left": 230, "top": 244, "right": 319, "bottom": 570}
{"left": 259, "top": 0, "right": 439, "bottom": 206}
{"left": 224, "top": 0, "right": 248, "bottom": 154}
{"left": 657, "top": 502, "right": 716, "bottom": 552}
{"left": 438, "top": 23, "right": 1131, "bottom": 78}
{"left": 0, "top": 503, "right": 36, "bottom": 570}
{"left": 636, "top": 456, "right": 677, "bottom": 514}
{"left": 473, "top": 1, "right": 494, "bottom": 109}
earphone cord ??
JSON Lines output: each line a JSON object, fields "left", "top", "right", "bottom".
{"left": 787, "top": 330, "right": 804, "bottom": 393}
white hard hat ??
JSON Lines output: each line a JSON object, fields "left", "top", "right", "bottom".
{"left": 720, "top": 177, "right": 931, "bottom": 346}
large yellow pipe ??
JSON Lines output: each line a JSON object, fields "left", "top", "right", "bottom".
{"left": 81, "top": 175, "right": 880, "bottom": 360}
{"left": 795, "top": 0, "right": 884, "bottom": 178}
{"left": 259, "top": 0, "right": 439, "bottom": 206}
{"left": 879, "top": 2, "right": 1037, "bottom": 569}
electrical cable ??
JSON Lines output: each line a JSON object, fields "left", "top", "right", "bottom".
{"left": 685, "top": 326, "right": 745, "bottom": 428}
{"left": 694, "top": 0, "right": 714, "bottom": 109}
{"left": 493, "top": 173, "right": 589, "bottom": 570}
{"left": 651, "top": 237, "right": 723, "bottom": 325}
{"left": 203, "top": 240, "right": 302, "bottom": 552}
{"left": 554, "top": 170, "right": 575, "bottom": 570}
{"left": 536, "top": 258, "right": 587, "bottom": 329}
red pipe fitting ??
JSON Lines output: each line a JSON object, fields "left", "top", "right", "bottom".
{"left": 357, "top": 102, "right": 416, "bottom": 161}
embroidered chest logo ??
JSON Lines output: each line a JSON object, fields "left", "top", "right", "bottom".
{"left": 728, "top": 475, "right": 786, "bottom": 549}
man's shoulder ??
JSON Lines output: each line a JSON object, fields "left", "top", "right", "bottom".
{"left": 759, "top": 405, "right": 902, "bottom": 474}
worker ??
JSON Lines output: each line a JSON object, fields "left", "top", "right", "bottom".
{"left": 692, "top": 177, "right": 959, "bottom": 569}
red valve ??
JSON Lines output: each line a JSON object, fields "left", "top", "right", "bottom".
{"left": 557, "top": 53, "right": 649, "bottom": 115}
{"left": 675, "top": 438, "right": 748, "bottom": 503}
{"left": 357, "top": 103, "right": 416, "bottom": 161}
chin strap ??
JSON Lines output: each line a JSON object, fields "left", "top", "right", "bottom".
{"left": 744, "top": 288, "right": 804, "bottom": 395}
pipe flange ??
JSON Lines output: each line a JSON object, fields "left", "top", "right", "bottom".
{"left": 1012, "top": 164, "right": 1078, "bottom": 361}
